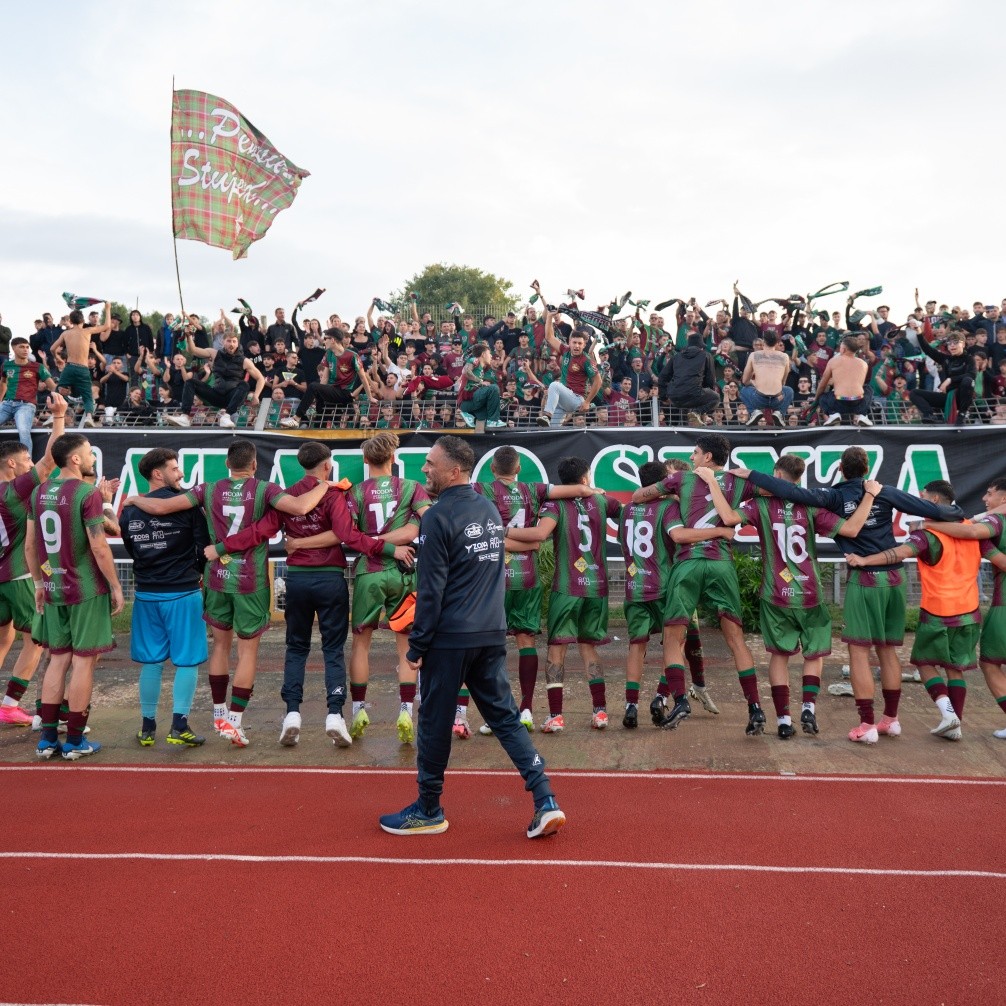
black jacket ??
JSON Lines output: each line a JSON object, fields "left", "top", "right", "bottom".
{"left": 658, "top": 346, "right": 716, "bottom": 400}
{"left": 121, "top": 487, "right": 208, "bottom": 592}
{"left": 407, "top": 484, "right": 506, "bottom": 660}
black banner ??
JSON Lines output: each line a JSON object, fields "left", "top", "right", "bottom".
{"left": 51, "top": 425, "right": 1001, "bottom": 553}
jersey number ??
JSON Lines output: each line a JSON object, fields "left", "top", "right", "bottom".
{"left": 222, "top": 505, "right": 245, "bottom": 537}
{"left": 369, "top": 500, "right": 396, "bottom": 532}
{"left": 624, "top": 518, "right": 654, "bottom": 559}
{"left": 771, "top": 521, "right": 808, "bottom": 564}
{"left": 508, "top": 507, "right": 527, "bottom": 529}
{"left": 577, "top": 513, "right": 593, "bottom": 552}
{"left": 39, "top": 510, "right": 61, "bottom": 554}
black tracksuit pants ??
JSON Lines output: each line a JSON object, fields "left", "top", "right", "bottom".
{"left": 416, "top": 643, "right": 553, "bottom": 810}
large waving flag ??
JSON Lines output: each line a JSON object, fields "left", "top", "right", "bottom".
{"left": 170, "top": 89, "right": 310, "bottom": 260}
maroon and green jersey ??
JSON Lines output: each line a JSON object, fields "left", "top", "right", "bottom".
{"left": 557, "top": 345, "right": 597, "bottom": 397}
{"left": 661, "top": 470, "right": 757, "bottom": 563}
{"left": 738, "top": 496, "right": 843, "bottom": 608}
{"left": 347, "top": 476, "right": 431, "bottom": 574}
{"left": 325, "top": 348, "right": 362, "bottom": 391}
{"left": 2, "top": 359, "right": 51, "bottom": 403}
{"left": 459, "top": 364, "right": 490, "bottom": 404}
{"left": 0, "top": 470, "right": 42, "bottom": 581}
{"left": 475, "top": 479, "right": 550, "bottom": 591}
{"left": 29, "top": 477, "right": 107, "bottom": 604}
{"left": 185, "top": 477, "right": 287, "bottom": 595}
{"left": 979, "top": 514, "right": 1006, "bottom": 607}
{"left": 538, "top": 494, "right": 621, "bottom": 597}
{"left": 619, "top": 498, "right": 680, "bottom": 603}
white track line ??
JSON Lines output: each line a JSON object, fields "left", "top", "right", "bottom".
{"left": 0, "top": 850, "right": 1003, "bottom": 879}
{"left": 0, "top": 764, "right": 1003, "bottom": 786}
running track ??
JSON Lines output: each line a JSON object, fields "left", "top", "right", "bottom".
{"left": 2, "top": 765, "right": 1003, "bottom": 1006}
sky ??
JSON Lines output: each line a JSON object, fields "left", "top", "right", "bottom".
{"left": 3, "top": 0, "right": 1004, "bottom": 334}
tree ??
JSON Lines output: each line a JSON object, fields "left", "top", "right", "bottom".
{"left": 391, "top": 263, "right": 519, "bottom": 322}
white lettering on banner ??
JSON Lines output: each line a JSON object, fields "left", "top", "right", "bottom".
{"left": 178, "top": 148, "right": 272, "bottom": 207}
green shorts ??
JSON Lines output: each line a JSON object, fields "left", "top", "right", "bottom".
{"left": 664, "top": 558, "right": 742, "bottom": 627}
{"left": 352, "top": 568, "right": 413, "bottom": 633}
{"left": 547, "top": 593, "right": 609, "bottom": 645}
{"left": 0, "top": 577, "right": 35, "bottom": 633}
{"left": 505, "top": 586, "right": 542, "bottom": 636}
{"left": 980, "top": 606, "right": 1006, "bottom": 666}
{"left": 760, "top": 602, "right": 832, "bottom": 659}
{"left": 31, "top": 593, "right": 114, "bottom": 657}
{"left": 203, "top": 587, "right": 271, "bottom": 639}
{"left": 911, "top": 610, "right": 980, "bottom": 672}
{"left": 841, "top": 569, "right": 906, "bottom": 648}
{"left": 626, "top": 599, "right": 664, "bottom": 644}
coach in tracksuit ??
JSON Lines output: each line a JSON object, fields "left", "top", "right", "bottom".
{"left": 379, "top": 435, "right": 566, "bottom": 840}
{"left": 121, "top": 447, "right": 209, "bottom": 747}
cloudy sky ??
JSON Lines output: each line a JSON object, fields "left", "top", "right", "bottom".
{"left": 3, "top": 0, "right": 1002, "bottom": 334}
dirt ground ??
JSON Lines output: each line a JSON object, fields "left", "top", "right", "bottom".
{"left": 3, "top": 625, "right": 1005, "bottom": 778}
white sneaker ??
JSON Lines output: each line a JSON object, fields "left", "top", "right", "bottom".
{"left": 279, "top": 711, "right": 301, "bottom": 746}
{"left": 519, "top": 708, "right": 535, "bottom": 732}
{"left": 855, "top": 414, "right": 874, "bottom": 427}
{"left": 41, "top": 415, "right": 54, "bottom": 428}
{"left": 165, "top": 413, "right": 192, "bottom": 427}
{"left": 688, "top": 684, "right": 720, "bottom": 714}
{"left": 931, "top": 711, "right": 962, "bottom": 738}
{"left": 280, "top": 416, "right": 301, "bottom": 429}
{"left": 82, "top": 413, "right": 96, "bottom": 428}
{"left": 823, "top": 413, "right": 842, "bottom": 427}
{"left": 459, "top": 412, "right": 475, "bottom": 428}
{"left": 217, "top": 412, "right": 235, "bottom": 429}
{"left": 479, "top": 723, "right": 493, "bottom": 736}
{"left": 326, "top": 712, "right": 352, "bottom": 747}
{"left": 993, "top": 726, "right": 1006, "bottom": 739}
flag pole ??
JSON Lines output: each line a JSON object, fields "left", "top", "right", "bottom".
{"left": 170, "top": 75, "right": 187, "bottom": 323}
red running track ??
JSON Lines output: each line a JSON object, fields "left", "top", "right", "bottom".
{"left": 1, "top": 765, "right": 1004, "bottom": 1006}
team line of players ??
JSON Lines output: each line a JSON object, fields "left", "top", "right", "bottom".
{"left": 2, "top": 416, "right": 1005, "bottom": 757}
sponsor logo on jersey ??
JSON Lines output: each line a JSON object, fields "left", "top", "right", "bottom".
{"left": 464, "top": 522, "right": 483, "bottom": 538}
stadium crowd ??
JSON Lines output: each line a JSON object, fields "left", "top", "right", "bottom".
{"left": 4, "top": 282, "right": 1006, "bottom": 437}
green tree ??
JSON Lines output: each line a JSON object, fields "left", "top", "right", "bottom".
{"left": 392, "top": 263, "right": 520, "bottom": 322}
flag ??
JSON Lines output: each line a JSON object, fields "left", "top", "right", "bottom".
{"left": 62, "top": 292, "right": 104, "bottom": 310}
{"left": 171, "top": 89, "right": 310, "bottom": 260}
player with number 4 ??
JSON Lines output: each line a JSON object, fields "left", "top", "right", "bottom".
{"left": 694, "top": 456, "right": 874, "bottom": 738}
{"left": 630, "top": 433, "right": 769, "bottom": 736}
{"left": 122, "top": 439, "right": 329, "bottom": 746}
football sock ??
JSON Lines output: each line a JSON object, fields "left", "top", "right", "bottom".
{"left": 737, "top": 667, "right": 760, "bottom": 704}
{"left": 801, "top": 675, "right": 821, "bottom": 705}
{"left": 172, "top": 666, "right": 199, "bottom": 716}
{"left": 518, "top": 648, "right": 538, "bottom": 711}
{"left": 770, "top": 684, "right": 790, "bottom": 719}
{"left": 3, "top": 676, "right": 29, "bottom": 705}
{"left": 881, "top": 687, "right": 901, "bottom": 718}
{"left": 588, "top": 678, "right": 606, "bottom": 710}
{"left": 665, "top": 664, "right": 686, "bottom": 700}
{"left": 625, "top": 681, "right": 640, "bottom": 706}
{"left": 855, "top": 698, "right": 875, "bottom": 725}
{"left": 139, "top": 663, "right": 163, "bottom": 720}
{"left": 948, "top": 678, "right": 967, "bottom": 719}
{"left": 684, "top": 624, "right": 705, "bottom": 687}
